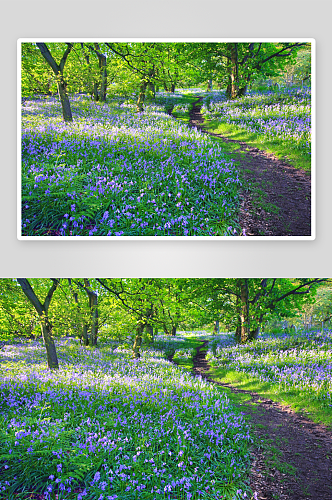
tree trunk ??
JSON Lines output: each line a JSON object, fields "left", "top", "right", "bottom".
{"left": 171, "top": 83, "right": 176, "bottom": 93}
{"left": 68, "top": 278, "right": 90, "bottom": 346}
{"left": 41, "top": 317, "right": 59, "bottom": 370}
{"left": 238, "top": 85, "right": 248, "bottom": 97}
{"left": 146, "top": 324, "right": 154, "bottom": 343}
{"left": 213, "top": 320, "right": 219, "bottom": 334}
{"left": 137, "top": 80, "right": 148, "bottom": 112}
{"left": 207, "top": 79, "right": 213, "bottom": 91}
{"left": 82, "top": 279, "right": 98, "bottom": 346}
{"left": 248, "top": 312, "right": 263, "bottom": 341}
{"left": 36, "top": 43, "right": 73, "bottom": 123}
{"left": 240, "top": 279, "right": 250, "bottom": 343}
{"left": 249, "top": 326, "right": 260, "bottom": 340}
{"left": 235, "top": 323, "right": 241, "bottom": 343}
{"left": 88, "top": 293, "right": 98, "bottom": 346}
{"left": 93, "top": 43, "right": 107, "bottom": 102}
{"left": 92, "top": 82, "right": 99, "bottom": 101}
{"left": 171, "top": 325, "right": 176, "bottom": 336}
{"left": 57, "top": 77, "right": 73, "bottom": 122}
{"left": 99, "top": 59, "right": 107, "bottom": 102}
{"left": 234, "top": 290, "right": 241, "bottom": 343}
{"left": 149, "top": 82, "right": 156, "bottom": 99}
{"left": 230, "top": 43, "right": 239, "bottom": 99}
{"left": 80, "top": 43, "right": 94, "bottom": 98}
{"left": 17, "top": 278, "right": 59, "bottom": 370}
{"left": 82, "top": 323, "right": 89, "bottom": 346}
{"left": 133, "top": 324, "right": 144, "bottom": 358}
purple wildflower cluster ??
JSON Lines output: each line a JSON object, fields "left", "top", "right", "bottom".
{"left": 0, "top": 337, "right": 252, "bottom": 499}
{"left": 207, "top": 330, "right": 332, "bottom": 407}
{"left": 201, "top": 87, "right": 311, "bottom": 159}
{"left": 21, "top": 95, "right": 240, "bottom": 237}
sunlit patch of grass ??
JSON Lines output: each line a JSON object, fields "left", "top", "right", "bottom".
{"left": 203, "top": 120, "right": 311, "bottom": 172}
{"left": 209, "top": 367, "right": 332, "bottom": 429}
{"left": 206, "top": 330, "right": 332, "bottom": 428}
{"left": 201, "top": 86, "right": 312, "bottom": 172}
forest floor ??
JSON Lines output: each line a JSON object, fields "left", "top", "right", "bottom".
{"left": 192, "top": 341, "right": 332, "bottom": 500}
{"left": 188, "top": 98, "right": 311, "bottom": 237}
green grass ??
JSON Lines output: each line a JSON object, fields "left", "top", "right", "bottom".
{"left": 172, "top": 355, "right": 194, "bottom": 371}
{"left": 202, "top": 119, "right": 311, "bottom": 172}
{"left": 170, "top": 95, "right": 197, "bottom": 125}
{"left": 171, "top": 336, "right": 203, "bottom": 370}
{"left": 208, "top": 367, "right": 332, "bottom": 429}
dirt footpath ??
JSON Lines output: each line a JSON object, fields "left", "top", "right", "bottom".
{"left": 189, "top": 99, "right": 311, "bottom": 237}
{"left": 192, "top": 341, "right": 332, "bottom": 500}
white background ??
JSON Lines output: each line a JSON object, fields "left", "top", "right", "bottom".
{"left": 1, "top": 0, "right": 331, "bottom": 277}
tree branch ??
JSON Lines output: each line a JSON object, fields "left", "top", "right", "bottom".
{"left": 36, "top": 43, "right": 59, "bottom": 75}
{"left": 254, "top": 43, "right": 307, "bottom": 69}
{"left": 44, "top": 279, "right": 60, "bottom": 313}
{"left": 270, "top": 279, "right": 327, "bottom": 307}
{"left": 59, "top": 43, "right": 73, "bottom": 74}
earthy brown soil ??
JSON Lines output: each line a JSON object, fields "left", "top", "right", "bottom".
{"left": 192, "top": 341, "right": 332, "bottom": 500}
{"left": 189, "top": 99, "right": 312, "bottom": 237}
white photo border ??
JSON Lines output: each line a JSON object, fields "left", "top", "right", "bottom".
{"left": 17, "top": 38, "right": 316, "bottom": 241}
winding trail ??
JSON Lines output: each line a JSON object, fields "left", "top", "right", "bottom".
{"left": 188, "top": 98, "right": 312, "bottom": 237}
{"left": 191, "top": 341, "right": 332, "bottom": 500}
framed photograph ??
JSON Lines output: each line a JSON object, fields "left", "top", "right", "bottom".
{"left": 18, "top": 39, "right": 315, "bottom": 240}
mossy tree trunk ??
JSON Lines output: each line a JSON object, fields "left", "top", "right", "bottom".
{"left": 94, "top": 43, "right": 107, "bottom": 102}
{"left": 92, "top": 82, "right": 99, "bottom": 101}
{"left": 82, "top": 323, "right": 89, "bottom": 346}
{"left": 250, "top": 325, "right": 260, "bottom": 339}
{"left": 68, "top": 278, "right": 91, "bottom": 346}
{"left": 137, "top": 80, "right": 148, "bottom": 112}
{"left": 90, "top": 296, "right": 98, "bottom": 346}
{"left": 146, "top": 324, "right": 154, "bottom": 343}
{"left": 230, "top": 43, "right": 239, "bottom": 99}
{"left": 148, "top": 82, "right": 156, "bottom": 99}
{"left": 234, "top": 283, "right": 241, "bottom": 343}
{"left": 83, "top": 279, "right": 98, "bottom": 346}
{"left": 239, "top": 279, "right": 250, "bottom": 343}
{"left": 133, "top": 324, "right": 144, "bottom": 358}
